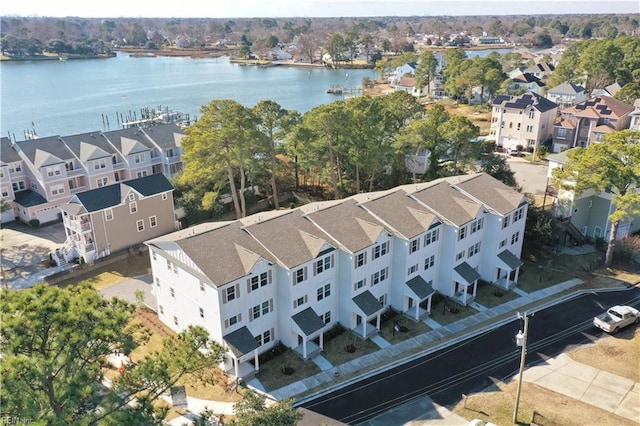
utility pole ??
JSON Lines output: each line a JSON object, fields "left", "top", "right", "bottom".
{"left": 513, "top": 311, "right": 531, "bottom": 424}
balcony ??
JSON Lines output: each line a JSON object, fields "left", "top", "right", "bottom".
{"left": 150, "top": 156, "right": 162, "bottom": 165}
{"left": 167, "top": 154, "right": 182, "bottom": 164}
{"left": 112, "top": 162, "right": 126, "bottom": 171}
{"left": 66, "top": 168, "right": 85, "bottom": 177}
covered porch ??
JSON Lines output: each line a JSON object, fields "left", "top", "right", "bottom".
{"left": 223, "top": 326, "right": 260, "bottom": 381}
{"left": 494, "top": 249, "right": 523, "bottom": 290}
{"left": 291, "top": 307, "right": 325, "bottom": 360}
{"left": 404, "top": 275, "right": 436, "bottom": 321}
{"left": 351, "top": 290, "right": 384, "bottom": 339}
{"left": 451, "top": 262, "right": 481, "bottom": 306}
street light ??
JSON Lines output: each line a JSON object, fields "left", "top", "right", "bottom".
{"left": 513, "top": 311, "right": 532, "bottom": 424}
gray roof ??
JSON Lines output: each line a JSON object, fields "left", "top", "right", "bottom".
{"left": 101, "top": 127, "right": 153, "bottom": 156}
{"left": 492, "top": 92, "right": 557, "bottom": 114}
{"left": 60, "top": 132, "right": 117, "bottom": 161}
{"left": 292, "top": 307, "right": 325, "bottom": 336}
{"left": 173, "top": 221, "right": 275, "bottom": 287}
{"left": 497, "top": 249, "right": 523, "bottom": 270}
{"left": 406, "top": 275, "right": 435, "bottom": 300}
{"left": 223, "top": 326, "right": 259, "bottom": 357}
{"left": 75, "top": 173, "right": 172, "bottom": 213}
{"left": 410, "top": 181, "right": 482, "bottom": 227}
{"left": 548, "top": 81, "right": 585, "bottom": 95}
{"left": 243, "top": 210, "right": 336, "bottom": 269}
{"left": 305, "top": 199, "right": 388, "bottom": 253}
{"left": 454, "top": 262, "right": 481, "bottom": 284}
{"left": 13, "top": 190, "right": 47, "bottom": 208}
{"left": 16, "top": 135, "right": 74, "bottom": 167}
{"left": 141, "top": 123, "right": 185, "bottom": 150}
{"left": 453, "top": 173, "right": 526, "bottom": 216}
{"left": 362, "top": 190, "right": 439, "bottom": 239}
{"left": 352, "top": 290, "right": 383, "bottom": 317}
{"left": 0, "top": 137, "right": 21, "bottom": 164}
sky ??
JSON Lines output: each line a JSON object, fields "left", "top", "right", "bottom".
{"left": 1, "top": 0, "right": 638, "bottom": 19}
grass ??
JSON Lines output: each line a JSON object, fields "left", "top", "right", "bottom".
{"left": 255, "top": 349, "right": 321, "bottom": 391}
{"left": 59, "top": 254, "right": 151, "bottom": 289}
{"left": 451, "top": 327, "right": 640, "bottom": 426}
{"left": 321, "top": 330, "right": 381, "bottom": 366}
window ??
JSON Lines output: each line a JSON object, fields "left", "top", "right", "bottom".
{"left": 170, "top": 287, "right": 175, "bottom": 298}
{"left": 105, "top": 208, "right": 114, "bottom": 221}
{"left": 97, "top": 177, "right": 108, "bottom": 187}
{"left": 499, "top": 239, "right": 507, "bottom": 249}
{"left": 294, "top": 267, "right": 307, "bottom": 284}
{"left": 424, "top": 228, "right": 440, "bottom": 246}
{"left": 468, "top": 242, "right": 481, "bottom": 257}
{"left": 455, "top": 251, "right": 465, "bottom": 261}
{"left": 409, "top": 238, "right": 420, "bottom": 254}
{"left": 470, "top": 218, "right": 483, "bottom": 234}
{"left": 9, "top": 164, "right": 21, "bottom": 173}
{"left": 256, "top": 329, "right": 273, "bottom": 346}
{"left": 262, "top": 300, "right": 270, "bottom": 315}
{"left": 166, "top": 259, "right": 172, "bottom": 270}
{"left": 12, "top": 181, "right": 25, "bottom": 191}
{"left": 354, "top": 279, "right": 366, "bottom": 291}
{"left": 511, "top": 231, "right": 520, "bottom": 245}
{"left": 407, "top": 264, "right": 418, "bottom": 275}
{"left": 513, "top": 207, "right": 524, "bottom": 222}
{"left": 526, "top": 125, "right": 533, "bottom": 133}
{"left": 226, "top": 314, "right": 241, "bottom": 328}
{"left": 93, "top": 160, "right": 106, "bottom": 171}
{"left": 46, "top": 166, "right": 61, "bottom": 177}
{"left": 225, "top": 285, "right": 237, "bottom": 302}
{"left": 136, "top": 219, "right": 144, "bottom": 232}
{"left": 424, "top": 254, "right": 435, "bottom": 270}
{"left": 133, "top": 153, "right": 145, "bottom": 164}
{"left": 372, "top": 242, "right": 388, "bottom": 259}
{"left": 314, "top": 255, "right": 333, "bottom": 274}
{"left": 458, "top": 225, "right": 467, "bottom": 240}
{"left": 557, "top": 128, "right": 567, "bottom": 139}
{"left": 173, "top": 316, "right": 179, "bottom": 326}
{"left": 317, "top": 283, "right": 331, "bottom": 301}
{"left": 136, "top": 170, "right": 148, "bottom": 178}
{"left": 355, "top": 252, "right": 367, "bottom": 268}
{"left": 155, "top": 277, "right": 160, "bottom": 287}
{"left": 293, "top": 295, "right": 308, "bottom": 309}
{"left": 0, "top": 187, "right": 7, "bottom": 197}
{"left": 252, "top": 304, "right": 261, "bottom": 320}
{"left": 129, "top": 202, "right": 138, "bottom": 214}
{"left": 200, "top": 282, "right": 205, "bottom": 292}
{"left": 502, "top": 215, "right": 510, "bottom": 229}
{"left": 159, "top": 305, "right": 164, "bottom": 315}
{"left": 128, "top": 193, "right": 135, "bottom": 201}
{"left": 162, "top": 192, "right": 168, "bottom": 200}
{"left": 378, "top": 294, "right": 387, "bottom": 306}
{"left": 249, "top": 271, "right": 270, "bottom": 292}
{"left": 371, "top": 267, "right": 389, "bottom": 286}
{"left": 50, "top": 184, "right": 65, "bottom": 195}
{"left": 149, "top": 215, "right": 157, "bottom": 228}
{"left": 321, "top": 311, "right": 331, "bottom": 324}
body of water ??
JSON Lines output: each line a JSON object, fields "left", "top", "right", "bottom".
{"left": 1, "top": 53, "right": 376, "bottom": 139}
{"left": 1, "top": 48, "right": 510, "bottom": 139}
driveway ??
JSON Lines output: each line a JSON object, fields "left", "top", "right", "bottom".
{"left": 1, "top": 220, "right": 66, "bottom": 282}
{"left": 505, "top": 156, "right": 549, "bottom": 195}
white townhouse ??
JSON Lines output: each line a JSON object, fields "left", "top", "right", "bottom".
{"left": 303, "top": 200, "right": 393, "bottom": 339}
{"left": 358, "top": 189, "right": 441, "bottom": 321}
{"left": 147, "top": 173, "right": 528, "bottom": 380}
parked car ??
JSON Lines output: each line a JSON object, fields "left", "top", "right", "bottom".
{"left": 593, "top": 305, "right": 640, "bottom": 334}
{"left": 509, "top": 149, "right": 524, "bottom": 157}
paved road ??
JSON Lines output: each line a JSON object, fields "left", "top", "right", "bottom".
{"left": 299, "top": 289, "right": 640, "bottom": 425}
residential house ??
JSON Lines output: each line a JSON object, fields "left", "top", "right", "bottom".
{"left": 57, "top": 173, "right": 176, "bottom": 264}
{"left": 551, "top": 96, "right": 634, "bottom": 153}
{"left": 390, "top": 76, "right": 428, "bottom": 97}
{"left": 523, "top": 62, "right": 555, "bottom": 81}
{"left": 629, "top": 100, "right": 640, "bottom": 131}
{"left": 545, "top": 82, "right": 588, "bottom": 110}
{"left": 547, "top": 150, "right": 640, "bottom": 241}
{"left": 508, "top": 73, "right": 546, "bottom": 95}
{"left": 489, "top": 92, "right": 558, "bottom": 152}
{"left": 0, "top": 124, "right": 184, "bottom": 224}
{"left": 591, "top": 82, "right": 622, "bottom": 98}
{"left": 147, "top": 173, "right": 527, "bottom": 380}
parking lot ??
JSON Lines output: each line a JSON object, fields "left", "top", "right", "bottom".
{"left": 506, "top": 156, "right": 549, "bottom": 195}
{"left": 0, "top": 220, "right": 66, "bottom": 284}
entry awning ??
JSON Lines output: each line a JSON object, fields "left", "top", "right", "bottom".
{"left": 454, "top": 262, "right": 481, "bottom": 284}
{"left": 406, "top": 275, "right": 436, "bottom": 300}
{"left": 292, "top": 307, "right": 325, "bottom": 337}
{"left": 223, "top": 326, "right": 259, "bottom": 358}
{"left": 497, "top": 249, "right": 523, "bottom": 270}
{"left": 352, "top": 290, "right": 383, "bottom": 317}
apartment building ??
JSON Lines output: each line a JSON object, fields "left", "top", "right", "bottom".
{"left": 489, "top": 92, "right": 558, "bottom": 152}
{"left": 0, "top": 123, "right": 184, "bottom": 224}
{"left": 551, "top": 96, "right": 634, "bottom": 153}
{"left": 147, "top": 173, "right": 528, "bottom": 380}
{"left": 57, "top": 173, "right": 176, "bottom": 264}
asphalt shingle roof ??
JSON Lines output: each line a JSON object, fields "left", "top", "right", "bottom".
{"left": 497, "top": 249, "right": 523, "bottom": 270}
{"left": 406, "top": 275, "right": 436, "bottom": 300}
{"left": 410, "top": 181, "right": 482, "bottom": 227}
{"left": 0, "top": 137, "right": 22, "bottom": 164}
{"left": 292, "top": 307, "right": 325, "bottom": 336}
{"left": 141, "top": 123, "right": 185, "bottom": 150}
{"left": 352, "top": 290, "right": 383, "bottom": 316}
{"left": 13, "top": 190, "right": 47, "bottom": 208}
{"left": 223, "top": 326, "right": 259, "bottom": 357}
{"left": 453, "top": 173, "right": 526, "bottom": 216}
{"left": 454, "top": 262, "right": 481, "bottom": 284}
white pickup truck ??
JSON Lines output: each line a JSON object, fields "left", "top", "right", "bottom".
{"left": 593, "top": 305, "right": 640, "bottom": 334}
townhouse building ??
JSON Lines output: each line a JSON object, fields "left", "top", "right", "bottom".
{"left": 489, "top": 92, "right": 558, "bottom": 152}
{"left": 147, "top": 173, "right": 528, "bottom": 380}
{"left": 57, "top": 173, "right": 176, "bottom": 264}
{"left": 551, "top": 96, "right": 634, "bottom": 153}
{"left": 0, "top": 123, "right": 185, "bottom": 224}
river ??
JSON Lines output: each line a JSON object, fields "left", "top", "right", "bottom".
{"left": 1, "top": 48, "right": 511, "bottom": 139}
